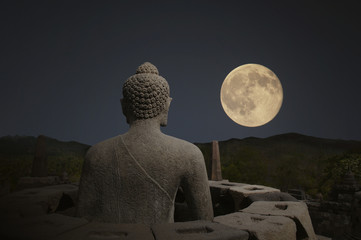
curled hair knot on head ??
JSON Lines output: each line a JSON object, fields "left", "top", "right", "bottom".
{"left": 122, "top": 62, "right": 170, "bottom": 120}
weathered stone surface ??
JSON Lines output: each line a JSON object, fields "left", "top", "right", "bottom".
{"left": 247, "top": 192, "right": 297, "bottom": 202}
{"left": 349, "top": 191, "right": 361, "bottom": 239}
{"left": 308, "top": 201, "right": 350, "bottom": 239}
{"left": 211, "top": 141, "right": 222, "bottom": 181}
{"left": 307, "top": 170, "right": 361, "bottom": 239}
{"left": 229, "top": 184, "right": 280, "bottom": 210}
{"left": 241, "top": 191, "right": 298, "bottom": 209}
{"left": 0, "top": 213, "right": 88, "bottom": 240}
{"left": 214, "top": 212, "right": 297, "bottom": 240}
{"left": 230, "top": 185, "right": 280, "bottom": 198}
{"left": 316, "top": 235, "right": 332, "bottom": 240}
{"left": 0, "top": 184, "right": 78, "bottom": 218}
{"left": 17, "top": 176, "right": 61, "bottom": 189}
{"left": 53, "top": 221, "right": 155, "bottom": 240}
{"left": 209, "top": 180, "right": 247, "bottom": 191}
{"left": 287, "top": 189, "right": 307, "bottom": 200}
{"left": 242, "top": 201, "right": 317, "bottom": 240}
{"left": 330, "top": 170, "right": 360, "bottom": 202}
{"left": 152, "top": 220, "right": 249, "bottom": 240}
{"left": 76, "top": 62, "right": 213, "bottom": 225}
{"left": 209, "top": 180, "right": 246, "bottom": 216}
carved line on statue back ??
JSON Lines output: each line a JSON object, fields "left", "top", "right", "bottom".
{"left": 118, "top": 135, "right": 174, "bottom": 203}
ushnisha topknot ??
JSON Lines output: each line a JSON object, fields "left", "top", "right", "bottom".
{"left": 122, "top": 62, "right": 170, "bottom": 120}
{"left": 135, "top": 61, "right": 159, "bottom": 75}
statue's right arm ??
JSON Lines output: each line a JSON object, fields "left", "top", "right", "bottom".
{"left": 181, "top": 147, "right": 214, "bottom": 221}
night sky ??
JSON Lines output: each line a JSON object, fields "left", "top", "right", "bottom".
{"left": 1, "top": 1, "right": 361, "bottom": 145}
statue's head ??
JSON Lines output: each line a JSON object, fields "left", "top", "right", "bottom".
{"left": 121, "top": 62, "right": 171, "bottom": 126}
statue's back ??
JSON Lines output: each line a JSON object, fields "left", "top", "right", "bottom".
{"left": 76, "top": 133, "right": 196, "bottom": 224}
{"left": 76, "top": 62, "right": 213, "bottom": 224}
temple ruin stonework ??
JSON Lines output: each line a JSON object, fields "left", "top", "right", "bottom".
{"left": 211, "top": 140, "right": 222, "bottom": 181}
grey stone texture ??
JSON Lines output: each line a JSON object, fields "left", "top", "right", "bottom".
{"left": 330, "top": 170, "right": 360, "bottom": 202}
{"left": 241, "top": 191, "right": 298, "bottom": 209}
{"left": 246, "top": 191, "right": 297, "bottom": 202}
{"left": 308, "top": 201, "right": 351, "bottom": 239}
{"left": 208, "top": 180, "right": 293, "bottom": 215}
{"left": 347, "top": 191, "right": 361, "bottom": 239}
{"left": 0, "top": 181, "right": 325, "bottom": 240}
{"left": 242, "top": 201, "right": 317, "bottom": 240}
{"left": 229, "top": 184, "right": 280, "bottom": 211}
{"left": 17, "top": 176, "right": 61, "bottom": 190}
{"left": 214, "top": 212, "right": 297, "bottom": 240}
{"left": 209, "top": 180, "right": 246, "bottom": 216}
{"left": 209, "top": 180, "right": 247, "bottom": 189}
{"left": 0, "top": 213, "right": 88, "bottom": 240}
{"left": 307, "top": 170, "right": 361, "bottom": 239}
{"left": 211, "top": 141, "right": 222, "bottom": 181}
{"left": 76, "top": 62, "right": 213, "bottom": 225}
{"left": 0, "top": 184, "right": 78, "bottom": 218}
{"left": 152, "top": 220, "right": 249, "bottom": 240}
{"left": 316, "top": 235, "right": 331, "bottom": 240}
{"left": 53, "top": 221, "right": 155, "bottom": 240}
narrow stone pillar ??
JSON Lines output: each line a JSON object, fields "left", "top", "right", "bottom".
{"left": 211, "top": 140, "right": 222, "bottom": 181}
{"left": 31, "top": 135, "right": 48, "bottom": 177}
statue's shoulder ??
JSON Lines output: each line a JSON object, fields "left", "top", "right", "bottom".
{"left": 85, "top": 135, "right": 122, "bottom": 161}
{"left": 162, "top": 134, "right": 204, "bottom": 161}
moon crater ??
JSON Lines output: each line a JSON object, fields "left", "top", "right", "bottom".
{"left": 220, "top": 64, "right": 283, "bottom": 127}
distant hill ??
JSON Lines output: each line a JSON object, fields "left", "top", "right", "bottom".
{"left": 195, "top": 133, "right": 361, "bottom": 197}
{"left": 0, "top": 135, "right": 90, "bottom": 156}
{"left": 1, "top": 133, "right": 360, "bottom": 197}
{"left": 0, "top": 135, "right": 90, "bottom": 188}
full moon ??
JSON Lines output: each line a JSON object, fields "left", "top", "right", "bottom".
{"left": 220, "top": 64, "right": 283, "bottom": 127}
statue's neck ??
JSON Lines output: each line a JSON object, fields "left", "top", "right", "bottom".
{"left": 128, "top": 119, "right": 162, "bottom": 135}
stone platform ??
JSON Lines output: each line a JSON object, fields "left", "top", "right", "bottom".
{"left": 0, "top": 182, "right": 329, "bottom": 240}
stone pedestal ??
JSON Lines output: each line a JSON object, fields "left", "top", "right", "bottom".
{"left": 241, "top": 201, "right": 317, "bottom": 240}
{"left": 0, "top": 214, "right": 88, "bottom": 240}
{"left": 152, "top": 220, "right": 249, "bottom": 240}
{"left": 214, "top": 212, "right": 297, "bottom": 240}
{"left": 229, "top": 184, "right": 280, "bottom": 211}
{"left": 0, "top": 184, "right": 78, "bottom": 218}
{"left": 54, "top": 222, "right": 154, "bottom": 240}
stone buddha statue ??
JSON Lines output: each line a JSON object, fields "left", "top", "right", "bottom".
{"left": 76, "top": 62, "right": 213, "bottom": 225}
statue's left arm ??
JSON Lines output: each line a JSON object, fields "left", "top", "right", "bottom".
{"left": 75, "top": 147, "right": 100, "bottom": 218}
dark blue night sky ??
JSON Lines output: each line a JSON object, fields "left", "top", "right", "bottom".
{"left": 1, "top": 0, "right": 360, "bottom": 145}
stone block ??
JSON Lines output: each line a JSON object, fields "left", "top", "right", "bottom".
{"left": 0, "top": 213, "right": 88, "bottom": 240}
{"left": 241, "top": 191, "right": 298, "bottom": 209}
{"left": 152, "top": 220, "right": 249, "bottom": 240}
{"left": 241, "top": 201, "right": 317, "bottom": 240}
{"left": 0, "top": 184, "right": 78, "bottom": 218}
{"left": 316, "top": 235, "right": 331, "bottom": 240}
{"left": 54, "top": 221, "right": 154, "bottom": 240}
{"left": 350, "top": 191, "right": 361, "bottom": 238}
{"left": 17, "top": 176, "right": 61, "bottom": 189}
{"left": 209, "top": 180, "right": 247, "bottom": 191}
{"left": 209, "top": 180, "right": 246, "bottom": 216}
{"left": 214, "top": 212, "right": 297, "bottom": 240}
{"left": 229, "top": 184, "right": 280, "bottom": 210}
